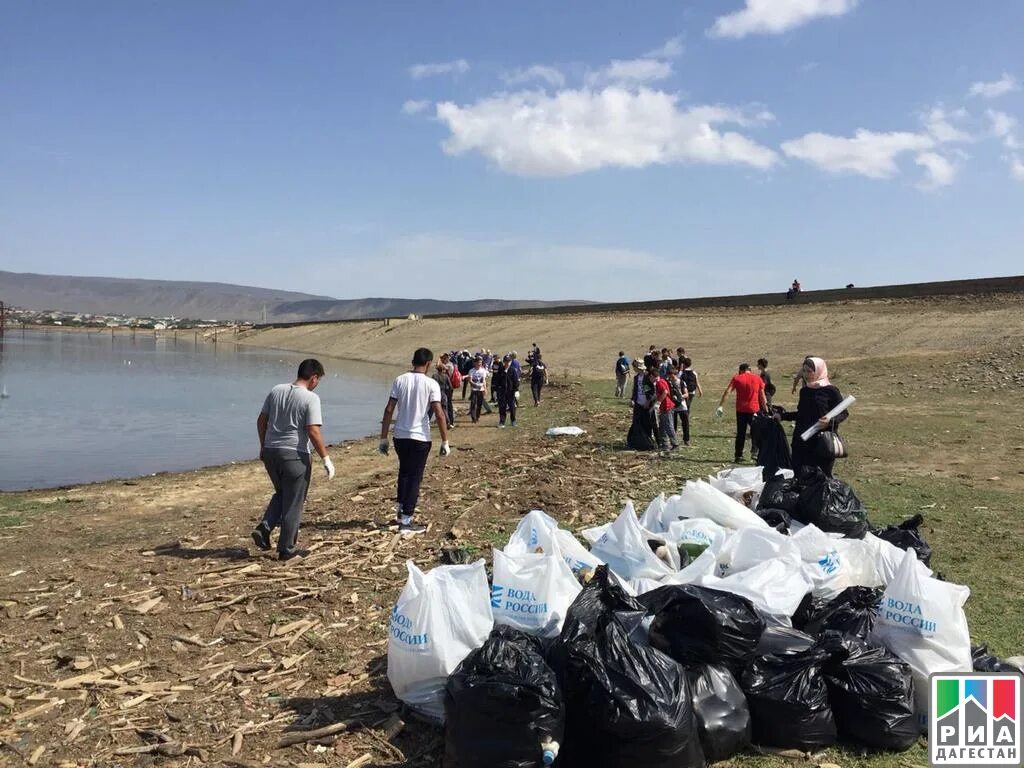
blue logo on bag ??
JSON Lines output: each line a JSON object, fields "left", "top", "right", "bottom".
{"left": 818, "top": 549, "right": 841, "bottom": 576}
{"left": 491, "top": 583, "right": 548, "bottom": 623}
{"left": 389, "top": 606, "right": 429, "bottom": 648}
{"left": 490, "top": 584, "right": 504, "bottom": 609}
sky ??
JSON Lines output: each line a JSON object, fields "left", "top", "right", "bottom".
{"left": 2, "top": 0, "right": 1023, "bottom": 301}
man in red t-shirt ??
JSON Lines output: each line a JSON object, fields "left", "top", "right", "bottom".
{"left": 717, "top": 363, "right": 767, "bottom": 463}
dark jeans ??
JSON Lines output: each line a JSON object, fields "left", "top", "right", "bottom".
{"left": 461, "top": 377, "right": 469, "bottom": 399}
{"left": 735, "top": 411, "right": 756, "bottom": 461}
{"left": 394, "top": 438, "right": 431, "bottom": 519}
{"left": 259, "top": 448, "right": 312, "bottom": 556}
{"left": 498, "top": 390, "right": 517, "bottom": 424}
{"left": 531, "top": 379, "right": 543, "bottom": 404}
{"left": 674, "top": 408, "right": 690, "bottom": 443}
{"left": 443, "top": 394, "right": 455, "bottom": 426}
{"left": 469, "top": 390, "right": 485, "bottom": 422}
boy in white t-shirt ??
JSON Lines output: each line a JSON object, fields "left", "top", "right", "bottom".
{"left": 378, "top": 348, "right": 451, "bottom": 534}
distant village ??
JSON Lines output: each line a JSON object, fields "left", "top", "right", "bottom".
{"left": 5, "top": 306, "right": 243, "bottom": 330}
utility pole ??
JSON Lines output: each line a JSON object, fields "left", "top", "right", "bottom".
{"left": 0, "top": 301, "right": 6, "bottom": 338}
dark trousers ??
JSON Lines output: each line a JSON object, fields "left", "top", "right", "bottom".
{"left": 792, "top": 440, "right": 836, "bottom": 478}
{"left": 259, "top": 448, "right": 312, "bottom": 556}
{"left": 443, "top": 394, "right": 455, "bottom": 426}
{"left": 498, "top": 390, "right": 517, "bottom": 424}
{"left": 531, "top": 379, "right": 543, "bottom": 404}
{"left": 461, "top": 377, "right": 469, "bottom": 399}
{"left": 469, "top": 390, "right": 484, "bottom": 422}
{"left": 394, "top": 438, "right": 431, "bottom": 519}
{"left": 674, "top": 409, "right": 690, "bottom": 443}
{"left": 735, "top": 411, "right": 756, "bottom": 461}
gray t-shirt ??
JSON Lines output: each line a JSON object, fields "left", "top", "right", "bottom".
{"left": 261, "top": 383, "right": 323, "bottom": 454}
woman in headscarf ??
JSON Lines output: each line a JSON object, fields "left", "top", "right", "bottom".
{"left": 781, "top": 356, "right": 848, "bottom": 476}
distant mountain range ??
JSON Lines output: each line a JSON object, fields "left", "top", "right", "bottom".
{"left": 0, "top": 271, "right": 590, "bottom": 322}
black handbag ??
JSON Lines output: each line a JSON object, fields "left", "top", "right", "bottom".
{"left": 815, "top": 431, "right": 848, "bottom": 459}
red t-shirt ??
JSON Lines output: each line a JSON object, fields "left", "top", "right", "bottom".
{"left": 655, "top": 377, "right": 675, "bottom": 413}
{"left": 731, "top": 372, "right": 764, "bottom": 414}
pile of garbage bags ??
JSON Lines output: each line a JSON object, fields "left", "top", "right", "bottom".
{"left": 387, "top": 469, "right": 1016, "bottom": 766}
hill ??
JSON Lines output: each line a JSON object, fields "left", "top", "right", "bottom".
{"left": 0, "top": 270, "right": 590, "bottom": 322}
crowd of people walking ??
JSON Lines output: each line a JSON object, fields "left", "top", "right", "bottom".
{"left": 619, "top": 347, "right": 849, "bottom": 481}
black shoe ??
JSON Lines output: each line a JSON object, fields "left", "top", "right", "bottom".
{"left": 397, "top": 521, "right": 427, "bottom": 536}
{"left": 278, "top": 548, "right": 309, "bottom": 561}
{"left": 251, "top": 526, "right": 271, "bottom": 551}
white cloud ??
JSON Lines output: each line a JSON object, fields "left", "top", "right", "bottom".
{"left": 922, "top": 106, "right": 971, "bottom": 144}
{"left": 644, "top": 36, "right": 685, "bottom": 59}
{"left": 781, "top": 129, "right": 935, "bottom": 178}
{"left": 435, "top": 86, "right": 778, "bottom": 176}
{"left": 586, "top": 58, "right": 673, "bottom": 87}
{"left": 1011, "top": 154, "right": 1024, "bottom": 181}
{"left": 967, "top": 73, "right": 1019, "bottom": 99}
{"left": 401, "top": 99, "right": 431, "bottom": 115}
{"left": 502, "top": 65, "right": 565, "bottom": 88}
{"left": 709, "top": 0, "right": 859, "bottom": 39}
{"left": 914, "top": 152, "right": 957, "bottom": 190}
{"left": 408, "top": 59, "right": 470, "bottom": 80}
{"left": 987, "top": 109, "right": 1020, "bottom": 150}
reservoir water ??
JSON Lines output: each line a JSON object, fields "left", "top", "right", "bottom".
{"left": 0, "top": 330, "right": 395, "bottom": 491}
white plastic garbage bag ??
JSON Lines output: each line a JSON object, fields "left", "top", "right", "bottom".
{"left": 862, "top": 532, "right": 933, "bottom": 584}
{"left": 677, "top": 480, "right": 770, "bottom": 531}
{"left": 506, "top": 509, "right": 603, "bottom": 577}
{"left": 545, "top": 426, "right": 586, "bottom": 437}
{"left": 791, "top": 524, "right": 850, "bottom": 599}
{"left": 699, "top": 555, "right": 810, "bottom": 619}
{"left": 709, "top": 466, "right": 766, "bottom": 509}
{"left": 717, "top": 527, "right": 799, "bottom": 577}
{"left": 387, "top": 560, "right": 493, "bottom": 722}
{"left": 638, "top": 493, "right": 668, "bottom": 533}
{"left": 871, "top": 549, "right": 972, "bottom": 729}
{"left": 832, "top": 537, "right": 882, "bottom": 589}
{"left": 491, "top": 547, "right": 582, "bottom": 637}
{"left": 581, "top": 500, "right": 635, "bottom": 545}
{"left": 668, "top": 518, "right": 730, "bottom": 558}
{"left": 591, "top": 502, "right": 680, "bottom": 581}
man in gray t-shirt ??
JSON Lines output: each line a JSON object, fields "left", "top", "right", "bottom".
{"left": 252, "top": 359, "right": 335, "bottom": 560}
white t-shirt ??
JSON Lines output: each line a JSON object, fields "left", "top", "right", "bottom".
{"left": 389, "top": 371, "right": 442, "bottom": 441}
{"left": 469, "top": 367, "right": 488, "bottom": 392}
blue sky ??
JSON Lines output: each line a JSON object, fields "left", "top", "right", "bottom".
{"left": 2, "top": 1, "right": 1022, "bottom": 301}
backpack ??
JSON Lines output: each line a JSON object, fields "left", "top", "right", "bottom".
{"left": 450, "top": 368, "right": 462, "bottom": 389}
{"left": 681, "top": 369, "right": 697, "bottom": 395}
{"left": 668, "top": 378, "right": 684, "bottom": 405}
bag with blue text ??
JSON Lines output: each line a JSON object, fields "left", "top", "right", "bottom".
{"left": 491, "top": 546, "right": 582, "bottom": 638}
{"left": 871, "top": 549, "right": 972, "bottom": 730}
{"left": 387, "top": 560, "right": 494, "bottom": 723}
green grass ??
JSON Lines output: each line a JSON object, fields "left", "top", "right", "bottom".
{"left": 0, "top": 495, "right": 81, "bottom": 527}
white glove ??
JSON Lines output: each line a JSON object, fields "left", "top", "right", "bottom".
{"left": 514, "top": 391, "right": 520, "bottom": 401}
{"left": 439, "top": 440, "right": 450, "bottom": 457}
{"left": 322, "top": 455, "right": 335, "bottom": 480}
{"left": 378, "top": 439, "right": 389, "bottom": 455}
{"left": 715, "top": 406, "right": 724, "bottom": 418}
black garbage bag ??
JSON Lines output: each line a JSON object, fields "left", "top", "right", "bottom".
{"left": 794, "top": 586, "right": 882, "bottom": 640}
{"left": 444, "top": 626, "right": 564, "bottom": 768}
{"left": 687, "top": 664, "right": 751, "bottom": 763}
{"left": 821, "top": 634, "right": 917, "bottom": 751}
{"left": 559, "top": 565, "right": 645, "bottom": 643}
{"left": 741, "top": 643, "right": 837, "bottom": 750}
{"left": 972, "top": 644, "right": 1016, "bottom": 672}
{"left": 794, "top": 467, "right": 869, "bottom": 538}
{"left": 757, "top": 476, "right": 800, "bottom": 515}
{"left": 757, "top": 507, "right": 792, "bottom": 534}
{"left": 561, "top": 614, "right": 705, "bottom": 768}
{"left": 639, "top": 585, "right": 765, "bottom": 674}
{"left": 873, "top": 514, "right": 932, "bottom": 567}
{"left": 753, "top": 409, "right": 792, "bottom": 479}
{"left": 626, "top": 407, "right": 658, "bottom": 451}
{"left": 754, "top": 625, "right": 817, "bottom": 656}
